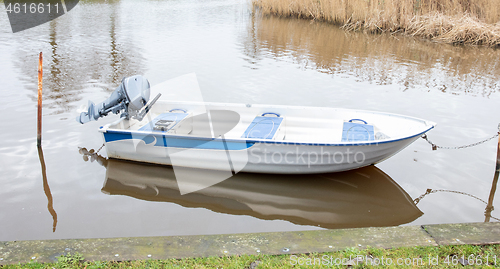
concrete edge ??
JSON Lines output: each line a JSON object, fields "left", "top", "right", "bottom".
{"left": 0, "top": 222, "right": 499, "bottom": 265}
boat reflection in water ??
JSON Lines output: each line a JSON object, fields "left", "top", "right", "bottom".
{"left": 96, "top": 154, "right": 423, "bottom": 229}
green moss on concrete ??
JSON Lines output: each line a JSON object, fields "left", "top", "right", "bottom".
{"left": 2, "top": 223, "right": 499, "bottom": 266}
{"left": 2, "top": 244, "right": 500, "bottom": 268}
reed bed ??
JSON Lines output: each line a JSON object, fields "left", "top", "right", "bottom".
{"left": 253, "top": 0, "right": 500, "bottom": 46}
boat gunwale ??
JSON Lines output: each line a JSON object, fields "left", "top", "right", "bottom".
{"left": 99, "top": 101, "right": 436, "bottom": 147}
{"left": 101, "top": 125, "right": 434, "bottom": 148}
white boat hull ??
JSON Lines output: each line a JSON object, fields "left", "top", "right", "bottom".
{"left": 100, "top": 101, "right": 434, "bottom": 174}
{"left": 104, "top": 133, "right": 420, "bottom": 173}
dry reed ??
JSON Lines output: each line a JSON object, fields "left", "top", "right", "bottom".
{"left": 253, "top": 0, "right": 500, "bottom": 46}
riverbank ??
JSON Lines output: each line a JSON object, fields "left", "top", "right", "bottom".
{"left": 3, "top": 244, "right": 500, "bottom": 268}
{"left": 252, "top": 0, "right": 500, "bottom": 46}
{"left": 1, "top": 222, "right": 500, "bottom": 267}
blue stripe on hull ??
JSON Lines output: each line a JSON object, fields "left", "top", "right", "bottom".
{"left": 104, "top": 131, "right": 255, "bottom": 150}
{"left": 103, "top": 125, "right": 433, "bottom": 148}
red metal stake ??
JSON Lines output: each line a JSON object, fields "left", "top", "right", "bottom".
{"left": 37, "top": 52, "right": 43, "bottom": 147}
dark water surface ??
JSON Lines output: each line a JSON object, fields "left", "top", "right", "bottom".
{"left": 1, "top": 0, "right": 499, "bottom": 241}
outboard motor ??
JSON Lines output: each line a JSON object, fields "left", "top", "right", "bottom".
{"left": 77, "top": 75, "right": 160, "bottom": 124}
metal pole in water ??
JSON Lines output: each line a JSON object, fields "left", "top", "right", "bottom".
{"left": 37, "top": 52, "right": 43, "bottom": 147}
{"left": 484, "top": 124, "right": 500, "bottom": 222}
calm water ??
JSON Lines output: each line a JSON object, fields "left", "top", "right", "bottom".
{"left": 1, "top": 0, "right": 500, "bottom": 241}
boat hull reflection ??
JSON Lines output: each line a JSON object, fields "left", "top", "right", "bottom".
{"left": 102, "top": 160, "right": 422, "bottom": 229}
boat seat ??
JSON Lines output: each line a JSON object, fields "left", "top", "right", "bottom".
{"left": 341, "top": 119, "right": 374, "bottom": 142}
{"left": 139, "top": 109, "right": 192, "bottom": 134}
{"left": 242, "top": 113, "right": 285, "bottom": 140}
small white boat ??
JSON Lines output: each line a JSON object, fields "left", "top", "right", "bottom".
{"left": 78, "top": 75, "right": 436, "bottom": 175}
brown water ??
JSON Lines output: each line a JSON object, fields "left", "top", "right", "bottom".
{"left": 1, "top": 0, "right": 500, "bottom": 241}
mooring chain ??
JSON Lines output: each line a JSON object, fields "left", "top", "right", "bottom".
{"left": 414, "top": 189, "right": 499, "bottom": 221}
{"left": 95, "top": 143, "right": 105, "bottom": 154}
{"left": 78, "top": 145, "right": 108, "bottom": 168}
{"left": 414, "top": 189, "right": 488, "bottom": 205}
{"left": 413, "top": 189, "right": 432, "bottom": 205}
{"left": 421, "top": 132, "right": 500, "bottom": 150}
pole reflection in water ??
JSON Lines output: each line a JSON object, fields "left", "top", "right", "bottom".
{"left": 485, "top": 133, "right": 500, "bottom": 222}
{"left": 80, "top": 148, "right": 422, "bottom": 229}
{"left": 37, "top": 146, "right": 58, "bottom": 232}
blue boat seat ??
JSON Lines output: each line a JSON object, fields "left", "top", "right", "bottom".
{"left": 341, "top": 119, "right": 374, "bottom": 142}
{"left": 242, "top": 113, "right": 284, "bottom": 140}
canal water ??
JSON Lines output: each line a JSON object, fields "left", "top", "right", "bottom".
{"left": 1, "top": 0, "right": 499, "bottom": 241}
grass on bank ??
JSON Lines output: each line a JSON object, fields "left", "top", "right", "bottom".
{"left": 2, "top": 244, "right": 500, "bottom": 268}
{"left": 253, "top": 0, "right": 500, "bottom": 46}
